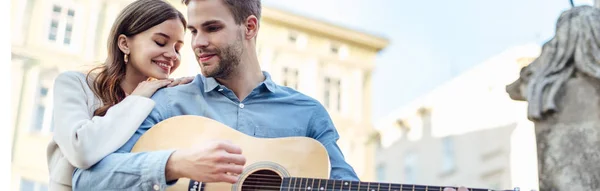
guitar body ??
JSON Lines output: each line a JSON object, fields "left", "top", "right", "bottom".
{"left": 131, "top": 115, "right": 330, "bottom": 191}
{"left": 131, "top": 115, "right": 520, "bottom": 191}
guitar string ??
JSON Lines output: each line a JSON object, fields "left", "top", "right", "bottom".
{"left": 236, "top": 173, "right": 491, "bottom": 188}
{"left": 190, "top": 174, "right": 498, "bottom": 191}
{"left": 230, "top": 178, "right": 491, "bottom": 191}
{"left": 232, "top": 176, "right": 483, "bottom": 190}
{"left": 236, "top": 184, "right": 492, "bottom": 191}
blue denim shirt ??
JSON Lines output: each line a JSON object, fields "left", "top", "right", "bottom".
{"left": 72, "top": 72, "right": 359, "bottom": 190}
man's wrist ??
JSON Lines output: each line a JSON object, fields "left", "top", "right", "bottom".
{"left": 165, "top": 150, "right": 185, "bottom": 181}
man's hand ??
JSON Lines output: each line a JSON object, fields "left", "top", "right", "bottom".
{"left": 443, "top": 187, "right": 469, "bottom": 191}
{"left": 165, "top": 140, "right": 246, "bottom": 184}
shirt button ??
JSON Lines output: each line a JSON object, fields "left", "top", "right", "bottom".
{"left": 239, "top": 103, "right": 245, "bottom": 108}
{"left": 218, "top": 88, "right": 223, "bottom": 91}
{"left": 153, "top": 184, "right": 160, "bottom": 190}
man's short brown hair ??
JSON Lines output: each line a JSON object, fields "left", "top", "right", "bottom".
{"left": 182, "top": 0, "right": 261, "bottom": 24}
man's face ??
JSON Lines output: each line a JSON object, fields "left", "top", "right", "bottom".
{"left": 187, "top": 0, "right": 244, "bottom": 79}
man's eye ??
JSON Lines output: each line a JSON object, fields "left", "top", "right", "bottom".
{"left": 207, "top": 26, "right": 221, "bottom": 32}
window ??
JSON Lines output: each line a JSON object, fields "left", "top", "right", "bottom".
{"left": 376, "top": 163, "right": 386, "bottom": 181}
{"left": 282, "top": 67, "right": 299, "bottom": 90}
{"left": 20, "top": 179, "right": 48, "bottom": 191}
{"left": 442, "top": 137, "right": 456, "bottom": 172}
{"left": 328, "top": 42, "right": 349, "bottom": 59}
{"left": 287, "top": 31, "right": 307, "bottom": 49}
{"left": 31, "top": 70, "right": 57, "bottom": 133}
{"left": 32, "top": 104, "right": 45, "bottom": 131}
{"left": 323, "top": 77, "right": 341, "bottom": 111}
{"left": 288, "top": 32, "right": 298, "bottom": 43}
{"left": 404, "top": 152, "right": 417, "bottom": 183}
{"left": 330, "top": 43, "right": 340, "bottom": 54}
{"left": 31, "top": 85, "right": 49, "bottom": 132}
{"left": 47, "top": 4, "right": 75, "bottom": 45}
{"left": 48, "top": 5, "right": 61, "bottom": 41}
{"left": 64, "top": 9, "right": 75, "bottom": 45}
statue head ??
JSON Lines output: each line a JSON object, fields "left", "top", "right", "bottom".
{"left": 506, "top": 5, "right": 600, "bottom": 121}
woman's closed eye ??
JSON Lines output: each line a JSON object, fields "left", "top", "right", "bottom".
{"left": 155, "top": 41, "right": 166, "bottom": 46}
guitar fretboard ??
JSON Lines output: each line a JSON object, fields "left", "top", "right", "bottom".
{"left": 281, "top": 177, "right": 512, "bottom": 191}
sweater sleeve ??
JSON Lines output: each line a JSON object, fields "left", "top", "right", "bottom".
{"left": 52, "top": 71, "right": 156, "bottom": 169}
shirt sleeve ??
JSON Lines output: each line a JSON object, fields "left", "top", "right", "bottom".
{"left": 71, "top": 150, "right": 176, "bottom": 191}
{"left": 308, "top": 104, "right": 360, "bottom": 181}
{"left": 52, "top": 71, "right": 156, "bottom": 169}
{"left": 71, "top": 87, "right": 179, "bottom": 190}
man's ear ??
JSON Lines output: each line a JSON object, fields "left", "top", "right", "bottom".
{"left": 117, "top": 34, "right": 130, "bottom": 54}
{"left": 244, "top": 15, "right": 259, "bottom": 40}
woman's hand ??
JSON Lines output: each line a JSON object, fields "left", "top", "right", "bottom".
{"left": 130, "top": 79, "right": 173, "bottom": 98}
{"left": 167, "top": 76, "right": 195, "bottom": 87}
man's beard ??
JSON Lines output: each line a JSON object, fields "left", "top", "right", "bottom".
{"left": 203, "top": 34, "right": 244, "bottom": 79}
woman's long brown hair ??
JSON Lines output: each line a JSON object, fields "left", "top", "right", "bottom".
{"left": 88, "top": 0, "right": 186, "bottom": 116}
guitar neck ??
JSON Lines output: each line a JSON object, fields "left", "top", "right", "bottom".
{"left": 281, "top": 177, "right": 513, "bottom": 191}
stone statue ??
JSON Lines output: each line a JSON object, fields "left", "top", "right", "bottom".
{"left": 506, "top": 5, "right": 600, "bottom": 191}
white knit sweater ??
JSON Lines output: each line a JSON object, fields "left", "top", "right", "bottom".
{"left": 46, "top": 71, "right": 155, "bottom": 190}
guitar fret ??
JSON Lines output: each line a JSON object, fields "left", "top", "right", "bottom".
{"left": 348, "top": 181, "right": 352, "bottom": 191}
{"left": 318, "top": 178, "right": 324, "bottom": 191}
{"left": 293, "top": 177, "right": 297, "bottom": 191}
{"left": 281, "top": 178, "right": 289, "bottom": 191}
{"left": 331, "top": 179, "right": 335, "bottom": 191}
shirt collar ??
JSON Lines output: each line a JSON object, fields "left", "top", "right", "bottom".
{"left": 203, "top": 71, "right": 277, "bottom": 93}
{"left": 203, "top": 76, "right": 220, "bottom": 93}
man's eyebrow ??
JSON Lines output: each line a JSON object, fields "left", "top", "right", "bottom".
{"left": 201, "top": 20, "right": 221, "bottom": 27}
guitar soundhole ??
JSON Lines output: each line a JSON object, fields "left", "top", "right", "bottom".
{"left": 241, "top": 169, "right": 282, "bottom": 191}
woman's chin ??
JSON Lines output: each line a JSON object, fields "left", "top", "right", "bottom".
{"left": 148, "top": 73, "right": 169, "bottom": 80}
{"left": 155, "top": 71, "right": 171, "bottom": 79}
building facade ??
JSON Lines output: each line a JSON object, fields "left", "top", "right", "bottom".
{"left": 373, "top": 44, "right": 540, "bottom": 191}
{"left": 10, "top": 0, "right": 388, "bottom": 190}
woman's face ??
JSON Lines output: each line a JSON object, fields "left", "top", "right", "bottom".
{"left": 123, "top": 18, "right": 185, "bottom": 79}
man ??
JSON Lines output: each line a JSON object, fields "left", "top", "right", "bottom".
{"left": 71, "top": 0, "right": 359, "bottom": 190}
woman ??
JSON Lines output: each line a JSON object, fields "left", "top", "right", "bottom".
{"left": 45, "top": 0, "right": 191, "bottom": 190}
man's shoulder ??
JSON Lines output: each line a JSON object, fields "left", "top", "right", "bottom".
{"left": 151, "top": 74, "right": 205, "bottom": 99}
{"left": 273, "top": 85, "right": 326, "bottom": 110}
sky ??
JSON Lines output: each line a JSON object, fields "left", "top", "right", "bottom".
{"left": 261, "top": 0, "right": 593, "bottom": 122}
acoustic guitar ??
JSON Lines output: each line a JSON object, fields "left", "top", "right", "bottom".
{"left": 131, "top": 115, "right": 521, "bottom": 191}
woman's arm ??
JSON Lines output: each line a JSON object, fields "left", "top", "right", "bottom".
{"left": 52, "top": 71, "right": 156, "bottom": 169}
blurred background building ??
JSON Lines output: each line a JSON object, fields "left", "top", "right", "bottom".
{"left": 10, "top": 0, "right": 387, "bottom": 190}
{"left": 373, "top": 44, "right": 541, "bottom": 191}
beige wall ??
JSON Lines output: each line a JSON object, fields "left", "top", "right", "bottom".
{"left": 10, "top": 0, "right": 387, "bottom": 190}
